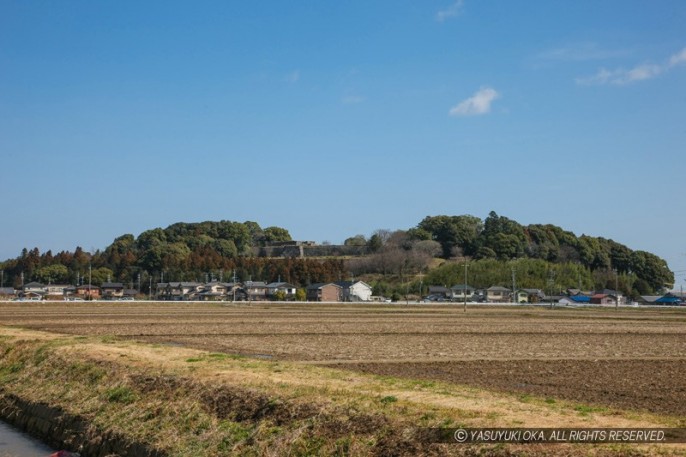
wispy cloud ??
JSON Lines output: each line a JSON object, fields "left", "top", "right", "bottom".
{"left": 449, "top": 87, "right": 499, "bottom": 116}
{"left": 576, "top": 46, "right": 686, "bottom": 85}
{"left": 669, "top": 47, "right": 686, "bottom": 66}
{"left": 342, "top": 95, "right": 365, "bottom": 105}
{"left": 436, "top": 0, "right": 464, "bottom": 22}
{"left": 284, "top": 70, "right": 300, "bottom": 83}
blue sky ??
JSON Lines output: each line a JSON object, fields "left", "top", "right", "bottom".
{"left": 1, "top": 1, "right": 685, "bottom": 282}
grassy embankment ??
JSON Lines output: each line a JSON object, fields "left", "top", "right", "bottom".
{"left": 0, "top": 326, "right": 684, "bottom": 456}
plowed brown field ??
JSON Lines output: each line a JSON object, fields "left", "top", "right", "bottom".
{"left": 1, "top": 301, "right": 684, "bottom": 417}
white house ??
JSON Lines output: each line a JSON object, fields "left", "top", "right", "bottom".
{"left": 335, "top": 281, "right": 373, "bottom": 302}
{"left": 266, "top": 282, "right": 297, "bottom": 299}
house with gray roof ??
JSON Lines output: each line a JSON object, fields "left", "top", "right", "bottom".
{"left": 486, "top": 286, "right": 511, "bottom": 303}
{"left": 450, "top": 284, "right": 475, "bottom": 302}
{"left": 267, "top": 282, "right": 297, "bottom": 300}
{"left": 335, "top": 281, "right": 373, "bottom": 302}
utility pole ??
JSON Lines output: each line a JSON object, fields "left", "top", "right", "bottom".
{"left": 577, "top": 265, "right": 582, "bottom": 291}
{"left": 464, "top": 262, "right": 469, "bottom": 313}
{"left": 232, "top": 270, "right": 237, "bottom": 302}
{"left": 511, "top": 267, "right": 516, "bottom": 305}
{"left": 548, "top": 269, "right": 555, "bottom": 309}
{"left": 615, "top": 268, "right": 619, "bottom": 310}
{"left": 149, "top": 275, "right": 152, "bottom": 301}
{"left": 88, "top": 262, "right": 92, "bottom": 301}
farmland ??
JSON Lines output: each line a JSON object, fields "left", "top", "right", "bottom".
{"left": 1, "top": 302, "right": 684, "bottom": 416}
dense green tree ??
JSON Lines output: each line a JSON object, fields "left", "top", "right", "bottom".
{"left": 295, "top": 288, "right": 306, "bottom": 301}
{"left": 418, "top": 215, "right": 483, "bottom": 258}
{"left": 34, "top": 264, "right": 70, "bottom": 284}
{"left": 90, "top": 267, "right": 114, "bottom": 286}
{"left": 629, "top": 250, "right": 673, "bottom": 292}
{"left": 344, "top": 235, "right": 367, "bottom": 246}
{"left": 263, "top": 226, "right": 292, "bottom": 243}
{"left": 0, "top": 215, "right": 675, "bottom": 295}
{"left": 478, "top": 212, "right": 526, "bottom": 260}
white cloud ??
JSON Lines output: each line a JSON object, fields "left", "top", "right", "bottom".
{"left": 285, "top": 70, "right": 300, "bottom": 83}
{"left": 436, "top": 0, "right": 464, "bottom": 22}
{"left": 577, "top": 46, "right": 686, "bottom": 86}
{"left": 575, "top": 68, "right": 614, "bottom": 85}
{"left": 623, "top": 64, "right": 663, "bottom": 83}
{"left": 449, "top": 87, "right": 499, "bottom": 116}
{"left": 668, "top": 47, "right": 686, "bottom": 67}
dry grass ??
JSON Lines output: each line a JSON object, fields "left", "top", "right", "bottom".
{"left": 1, "top": 324, "right": 684, "bottom": 456}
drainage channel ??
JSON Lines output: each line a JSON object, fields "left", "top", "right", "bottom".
{"left": 0, "top": 419, "right": 55, "bottom": 456}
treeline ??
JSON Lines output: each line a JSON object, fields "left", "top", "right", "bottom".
{"left": 0, "top": 221, "right": 345, "bottom": 291}
{"left": 0, "top": 213, "right": 674, "bottom": 295}
{"left": 414, "top": 212, "right": 672, "bottom": 292}
{"left": 345, "top": 211, "right": 672, "bottom": 295}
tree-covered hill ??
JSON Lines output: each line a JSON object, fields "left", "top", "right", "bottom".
{"left": 411, "top": 212, "right": 673, "bottom": 293}
{"left": 0, "top": 213, "right": 674, "bottom": 296}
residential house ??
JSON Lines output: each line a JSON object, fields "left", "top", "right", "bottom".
{"left": 543, "top": 294, "right": 563, "bottom": 304}
{"left": 590, "top": 293, "right": 617, "bottom": 305}
{"left": 485, "top": 286, "right": 511, "bottom": 303}
{"left": 244, "top": 281, "right": 268, "bottom": 301}
{"left": 513, "top": 290, "right": 529, "bottom": 303}
{"left": 558, "top": 295, "right": 591, "bottom": 306}
{"left": 599, "top": 289, "right": 624, "bottom": 305}
{"left": 22, "top": 281, "right": 46, "bottom": 297}
{"left": 450, "top": 284, "right": 475, "bottom": 302}
{"left": 0, "top": 288, "right": 16, "bottom": 299}
{"left": 306, "top": 283, "right": 342, "bottom": 302}
{"left": 639, "top": 292, "right": 684, "bottom": 306}
{"left": 19, "top": 282, "right": 45, "bottom": 300}
{"left": 63, "top": 286, "right": 77, "bottom": 299}
{"left": 558, "top": 297, "right": 575, "bottom": 306}
{"left": 221, "top": 282, "right": 243, "bottom": 301}
{"left": 427, "top": 286, "right": 451, "bottom": 300}
{"left": 198, "top": 281, "right": 227, "bottom": 301}
{"left": 45, "top": 284, "right": 70, "bottom": 300}
{"left": 570, "top": 295, "right": 590, "bottom": 304}
{"left": 655, "top": 294, "right": 682, "bottom": 305}
{"left": 266, "top": 282, "right": 297, "bottom": 300}
{"left": 123, "top": 289, "right": 138, "bottom": 299}
{"left": 638, "top": 296, "right": 663, "bottom": 305}
{"left": 156, "top": 282, "right": 202, "bottom": 301}
{"left": 520, "top": 288, "right": 545, "bottom": 303}
{"left": 335, "top": 281, "right": 373, "bottom": 302}
{"left": 101, "top": 282, "right": 125, "bottom": 300}
{"left": 76, "top": 285, "right": 101, "bottom": 300}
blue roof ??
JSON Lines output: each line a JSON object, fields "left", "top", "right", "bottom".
{"left": 656, "top": 296, "right": 681, "bottom": 304}
{"left": 570, "top": 295, "right": 591, "bottom": 303}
